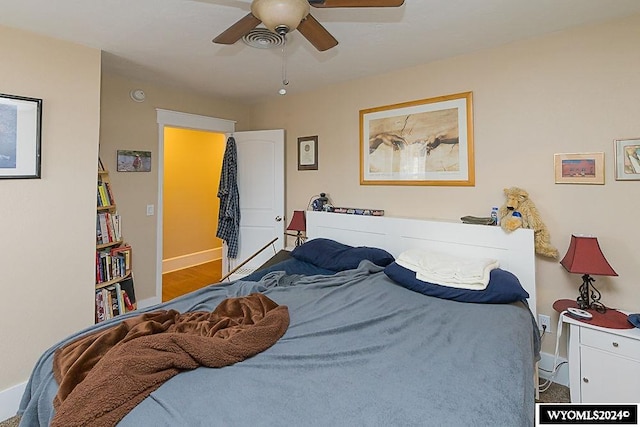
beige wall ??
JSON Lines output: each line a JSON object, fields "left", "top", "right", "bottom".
{"left": 163, "top": 127, "right": 224, "bottom": 260}
{"left": 248, "top": 14, "right": 640, "bottom": 355}
{"left": 0, "top": 26, "right": 101, "bottom": 390}
{"left": 99, "top": 73, "right": 250, "bottom": 302}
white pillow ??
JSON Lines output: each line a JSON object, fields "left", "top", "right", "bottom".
{"left": 396, "top": 248, "right": 499, "bottom": 290}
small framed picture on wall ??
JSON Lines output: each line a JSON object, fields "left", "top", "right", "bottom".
{"left": 298, "top": 136, "right": 318, "bottom": 171}
{"left": 554, "top": 152, "right": 605, "bottom": 185}
{"left": 117, "top": 150, "right": 151, "bottom": 172}
{"left": 614, "top": 138, "right": 640, "bottom": 181}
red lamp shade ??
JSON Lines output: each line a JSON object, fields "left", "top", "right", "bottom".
{"left": 560, "top": 235, "right": 617, "bottom": 276}
{"left": 286, "top": 210, "right": 306, "bottom": 232}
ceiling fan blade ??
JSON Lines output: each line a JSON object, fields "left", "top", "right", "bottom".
{"left": 309, "top": 0, "right": 404, "bottom": 8}
{"left": 213, "top": 13, "right": 261, "bottom": 45}
{"left": 297, "top": 14, "right": 338, "bottom": 51}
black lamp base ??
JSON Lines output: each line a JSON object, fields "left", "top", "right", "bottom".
{"left": 285, "top": 232, "right": 305, "bottom": 247}
{"left": 576, "top": 274, "right": 607, "bottom": 313}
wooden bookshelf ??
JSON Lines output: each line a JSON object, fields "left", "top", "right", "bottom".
{"left": 95, "top": 158, "right": 136, "bottom": 322}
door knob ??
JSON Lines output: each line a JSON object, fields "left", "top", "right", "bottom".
{"left": 275, "top": 216, "right": 282, "bottom": 222}
{"left": 582, "top": 378, "right": 589, "bottom": 383}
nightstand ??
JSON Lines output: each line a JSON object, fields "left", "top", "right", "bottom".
{"left": 554, "top": 299, "right": 640, "bottom": 403}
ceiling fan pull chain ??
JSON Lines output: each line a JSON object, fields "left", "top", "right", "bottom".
{"left": 282, "top": 35, "right": 289, "bottom": 86}
{"left": 279, "top": 35, "right": 289, "bottom": 95}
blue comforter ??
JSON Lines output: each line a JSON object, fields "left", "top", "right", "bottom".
{"left": 20, "top": 260, "right": 538, "bottom": 426}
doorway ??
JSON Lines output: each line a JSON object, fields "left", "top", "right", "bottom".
{"left": 162, "top": 127, "right": 224, "bottom": 273}
{"left": 155, "top": 109, "right": 236, "bottom": 305}
{"left": 162, "top": 127, "right": 225, "bottom": 300}
{"left": 154, "top": 110, "right": 285, "bottom": 305}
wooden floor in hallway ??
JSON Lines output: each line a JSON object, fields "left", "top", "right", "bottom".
{"left": 162, "top": 260, "right": 222, "bottom": 302}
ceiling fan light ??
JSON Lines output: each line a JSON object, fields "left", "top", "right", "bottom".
{"left": 251, "top": 0, "right": 310, "bottom": 34}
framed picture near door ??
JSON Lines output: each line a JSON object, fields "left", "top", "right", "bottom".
{"left": 298, "top": 135, "right": 318, "bottom": 171}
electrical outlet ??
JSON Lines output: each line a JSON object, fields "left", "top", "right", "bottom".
{"left": 538, "top": 314, "right": 552, "bottom": 334}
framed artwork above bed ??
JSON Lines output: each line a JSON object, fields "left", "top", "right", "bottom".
{"left": 360, "top": 91, "right": 474, "bottom": 186}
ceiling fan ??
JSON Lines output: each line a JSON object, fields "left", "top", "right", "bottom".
{"left": 213, "top": 0, "right": 405, "bottom": 52}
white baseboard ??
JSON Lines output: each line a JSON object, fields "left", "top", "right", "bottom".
{"left": 137, "top": 295, "right": 162, "bottom": 310}
{"left": 162, "top": 248, "right": 222, "bottom": 274}
{"left": 538, "top": 351, "right": 569, "bottom": 387}
{"left": 0, "top": 382, "right": 25, "bottom": 422}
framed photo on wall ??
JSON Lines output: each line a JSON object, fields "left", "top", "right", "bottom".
{"left": 554, "top": 152, "right": 605, "bottom": 184}
{"left": 298, "top": 135, "right": 318, "bottom": 171}
{"left": 117, "top": 150, "right": 152, "bottom": 172}
{"left": 614, "top": 138, "right": 640, "bottom": 181}
{"left": 0, "top": 93, "right": 42, "bottom": 179}
{"left": 360, "top": 92, "right": 474, "bottom": 186}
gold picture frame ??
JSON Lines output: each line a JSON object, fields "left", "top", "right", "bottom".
{"left": 554, "top": 152, "right": 605, "bottom": 184}
{"left": 360, "top": 92, "right": 474, "bottom": 186}
{"left": 614, "top": 138, "right": 640, "bottom": 181}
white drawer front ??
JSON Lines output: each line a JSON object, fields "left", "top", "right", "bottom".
{"left": 581, "top": 327, "right": 640, "bottom": 360}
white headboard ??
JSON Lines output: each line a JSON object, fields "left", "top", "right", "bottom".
{"left": 306, "top": 211, "right": 537, "bottom": 318}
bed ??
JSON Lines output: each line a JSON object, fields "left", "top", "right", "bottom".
{"left": 18, "top": 212, "right": 540, "bottom": 426}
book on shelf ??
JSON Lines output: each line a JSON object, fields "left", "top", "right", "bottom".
{"left": 115, "top": 283, "right": 126, "bottom": 314}
{"left": 97, "top": 183, "right": 110, "bottom": 207}
{"left": 111, "top": 213, "right": 121, "bottom": 241}
{"left": 98, "top": 213, "right": 109, "bottom": 244}
{"left": 122, "top": 289, "right": 134, "bottom": 311}
{"left": 104, "top": 181, "right": 115, "bottom": 206}
{"left": 98, "top": 157, "right": 105, "bottom": 172}
{"left": 119, "top": 275, "right": 137, "bottom": 309}
{"left": 95, "top": 276, "right": 137, "bottom": 322}
{"left": 104, "top": 213, "right": 114, "bottom": 242}
{"left": 95, "top": 290, "right": 106, "bottom": 323}
{"left": 96, "top": 246, "right": 131, "bottom": 285}
{"left": 110, "top": 244, "right": 131, "bottom": 272}
{"left": 96, "top": 212, "right": 122, "bottom": 244}
{"left": 95, "top": 285, "right": 128, "bottom": 321}
{"left": 106, "top": 285, "right": 120, "bottom": 317}
{"left": 96, "top": 217, "right": 103, "bottom": 245}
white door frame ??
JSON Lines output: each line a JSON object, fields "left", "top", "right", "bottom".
{"left": 152, "top": 109, "right": 236, "bottom": 306}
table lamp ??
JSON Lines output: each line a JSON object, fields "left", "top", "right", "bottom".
{"left": 286, "top": 210, "right": 306, "bottom": 247}
{"left": 560, "top": 234, "right": 617, "bottom": 313}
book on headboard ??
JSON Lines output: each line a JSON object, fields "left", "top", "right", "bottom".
{"left": 329, "top": 207, "right": 384, "bottom": 216}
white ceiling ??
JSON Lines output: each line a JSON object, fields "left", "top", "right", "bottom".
{"left": 2, "top": 0, "right": 640, "bottom": 103}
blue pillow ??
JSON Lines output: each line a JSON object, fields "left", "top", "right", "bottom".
{"left": 384, "top": 262, "right": 529, "bottom": 303}
{"left": 291, "top": 238, "right": 395, "bottom": 272}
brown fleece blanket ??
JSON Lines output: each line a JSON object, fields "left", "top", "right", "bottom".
{"left": 51, "top": 293, "right": 289, "bottom": 427}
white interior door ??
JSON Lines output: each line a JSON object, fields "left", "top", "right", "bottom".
{"left": 223, "top": 129, "right": 285, "bottom": 277}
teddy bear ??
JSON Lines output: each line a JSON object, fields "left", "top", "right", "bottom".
{"left": 498, "top": 187, "right": 559, "bottom": 259}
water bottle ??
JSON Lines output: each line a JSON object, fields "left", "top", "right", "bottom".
{"left": 491, "top": 207, "right": 499, "bottom": 226}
